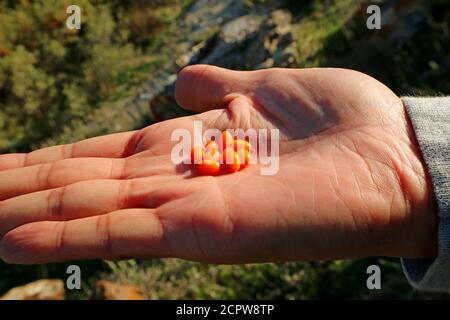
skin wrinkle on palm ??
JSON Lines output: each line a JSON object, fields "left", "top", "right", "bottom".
{"left": 0, "top": 65, "right": 438, "bottom": 265}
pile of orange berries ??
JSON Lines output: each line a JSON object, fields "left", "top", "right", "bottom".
{"left": 191, "top": 130, "right": 252, "bottom": 175}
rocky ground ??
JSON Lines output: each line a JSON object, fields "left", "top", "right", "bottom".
{"left": 0, "top": 279, "right": 144, "bottom": 300}
{"left": 144, "top": 0, "right": 449, "bottom": 123}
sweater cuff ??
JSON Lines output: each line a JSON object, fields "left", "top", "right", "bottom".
{"left": 401, "top": 97, "right": 450, "bottom": 292}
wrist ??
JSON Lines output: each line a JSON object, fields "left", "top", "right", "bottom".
{"left": 391, "top": 99, "right": 438, "bottom": 258}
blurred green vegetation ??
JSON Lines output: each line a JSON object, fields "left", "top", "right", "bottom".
{"left": 101, "top": 258, "right": 428, "bottom": 299}
{"left": 292, "top": 0, "right": 450, "bottom": 95}
{"left": 1, "top": 0, "right": 450, "bottom": 299}
{"left": 0, "top": 0, "right": 190, "bottom": 152}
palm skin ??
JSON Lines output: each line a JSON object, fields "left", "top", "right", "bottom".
{"left": 0, "top": 65, "right": 437, "bottom": 264}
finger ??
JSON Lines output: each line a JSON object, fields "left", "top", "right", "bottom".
{"left": 0, "top": 158, "right": 126, "bottom": 200}
{"left": 0, "top": 208, "right": 169, "bottom": 264}
{"left": 0, "top": 176, "right": 181, "bottom": 237}
{"left": 0, "top": 131, "right": 140, "bottom": 171}
{"left": 175, "top": 64, "right": 254, "bottom": 112}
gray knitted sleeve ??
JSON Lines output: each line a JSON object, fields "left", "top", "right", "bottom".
{"left": 401, "top": 97, "right": 450, "bottom": 292}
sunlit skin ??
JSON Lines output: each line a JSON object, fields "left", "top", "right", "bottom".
{"left": 0, "top": 65, "right": 437, "bottom": 264}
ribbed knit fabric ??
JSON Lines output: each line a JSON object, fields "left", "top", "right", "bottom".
{"left": 401, "top": 97, "right": 450, "bottom": 292}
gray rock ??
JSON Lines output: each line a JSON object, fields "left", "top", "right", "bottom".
{"left": 147, "top": 4, "right": 298, "bottom": 120}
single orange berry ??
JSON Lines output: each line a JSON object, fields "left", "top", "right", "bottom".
{"left": 197, "top": 159, "right": 221, "bottom": 175}
{"left": 233, "top": 139, "right": 252, "bottom": 152}
{"left": 236, "top": 148, "right": 251, "bottom": 168}
{"left": 205, "top": 140, "right": 218, "bottom": 153}
{"left": 202, "top": 139, "right": 219, "bottom": 161}
{"left": 191, "top": 146, "right": 204, "bottom": 164}
{"left": 222, "top": 147, "right": 241, "bottom": 173}
{"left": 205, "top": 140, "right": 218, "bottom": 151}
{"left": 204, "top": 148, "right": 219, "bottom": 162}
{"left": 234, "top": 139, "right": 252, "bottom": 169}
{"left": 218, "top": 130, "right": 234, "bottom": 151}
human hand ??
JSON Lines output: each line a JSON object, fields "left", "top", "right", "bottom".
{"left": 0, "top": 65, "right": 437, "bottom": 264}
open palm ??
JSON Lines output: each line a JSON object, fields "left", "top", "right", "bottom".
{"left": 0, "top": 65, "right": 436, "bottom": 264}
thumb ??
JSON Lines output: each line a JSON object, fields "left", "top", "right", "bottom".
{"left": 175, "top": 64, "right": 254, "bottom": 112}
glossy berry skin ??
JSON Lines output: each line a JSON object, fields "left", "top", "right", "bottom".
{"left": 234, "top": 139, "right": 252, "bottom": 151}
{"left": 234, "top": 139, "right": 251, "bottom": 169}
{"left": 197, "top": 159, "right": 221, "bottom": 175}
{"left": 204, "top": 140, "right": 219, "bottom": 161}
{"left": 205, "top": 140, "right": 218, "bottom": 151}
{"left": 192, "top": 133, "right": 253, "bottom": 175}
{"left": 204, "top": 148, "right": 219, "bottom": 162}
{"left": 191, "top": 146, "right": 204, "bottom": 164}
{"left": 218, "top": 131, "right": 234, "bottom": 151}
{"left": 222, "top": 147, "right": 241, "bottom": 173}
{"left": 236, "top": 148, "right": 250, "bottom": 168}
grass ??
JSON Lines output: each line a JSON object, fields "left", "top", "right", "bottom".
{"left": 297, "top": 0, "right": 450, "bottom": 95}
{"left": 292, "top": 0, "right": 362, "bottom": 67}
{"left": 101, "top": 258, "right": 448, "bottom": 299}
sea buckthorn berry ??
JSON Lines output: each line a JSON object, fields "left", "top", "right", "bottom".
{"left": 191, "top": 146, "right": 204, "bottom": 164}
{"left": 193, "top": 134, "right": 254, "bottom": 175}
{"left": 203, "top": 148, "right": 219, "bottom": 162}
{"left": 222, "top": 147, "right": 241, "bottom": 173}
{"left": 205, "top": 140, "right": 218, "bottom": 154}
{"left": 203, "top": 140, "right": 219, "bottom": 161}
{"left": 234, "top": 139, "right": 252, "bottom": 169}
{"left": 233, "top": 139, "right": 252, "bottom": 152}
{"left": 197, "top": 159, "right": 221, "bottom": 175}
{"left": 218, "top": 130, "right": 234, "bottom": 150}
{"left": 236, "top": 148, "right": 251, "bottom": 168}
